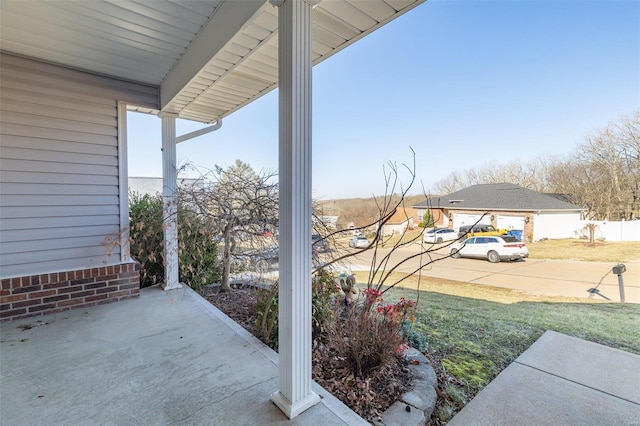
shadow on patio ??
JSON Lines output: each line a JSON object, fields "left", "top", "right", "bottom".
{"left": 0, "top": 286, "right": 367, "bottom": 425}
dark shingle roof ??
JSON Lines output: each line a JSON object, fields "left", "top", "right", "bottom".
{"left": 413, "top": 183, "right": 584, "bottom": 212}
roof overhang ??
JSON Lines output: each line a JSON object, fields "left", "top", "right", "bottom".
{"left": 0, "top": 0, "right": 426, "bottom": 124}
{"left": 443, "top": 207, "right": 586, "bottom": 213}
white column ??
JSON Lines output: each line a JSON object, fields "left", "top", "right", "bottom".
{"left": 160, "top": 113, "right": 181, "bottom": 291}
{"left": 270, "top": 0, "right": 320, "bottom": 419}
{"left": 117, "top": 102, "right": 131, "bottom": 262}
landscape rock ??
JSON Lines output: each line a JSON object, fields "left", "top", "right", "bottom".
{"left": 380, "top": 401, "right": 426, "bottom": 426}
{"left": 378, "top": 347, "right": 438, "bottom": 425}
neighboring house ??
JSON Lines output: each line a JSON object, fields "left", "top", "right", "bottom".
{"left": 412, "top": 183, "right": 586, "bottom": 241}
{"left": 314, "top": 215, "right": 339, "bottom": 230}
{"left": 380, "top": 207, "right": 416, "bottom": 236}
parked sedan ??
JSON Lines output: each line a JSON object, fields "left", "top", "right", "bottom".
{"left": 423, "top": 227, "right": 458, "bottom": 244}
{"left": 449, "top": 236, "right": 528, "bottom": 263}
{"left": 349, "top": 236, "right": 371, "bottom": 248}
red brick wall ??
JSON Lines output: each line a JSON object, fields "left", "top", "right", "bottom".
{"left": 0, "top": 262, "right": 140, "bottom": 321}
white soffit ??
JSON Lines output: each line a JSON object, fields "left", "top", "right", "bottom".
{"left": 164, "top": 0, "right": 426, "bottom": 123}
{"left": 0, "top": 0, "right": 425, "bottom": 124}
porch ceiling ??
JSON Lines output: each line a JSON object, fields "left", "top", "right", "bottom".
{"left": 0, "top": 0, "right": 425, "bottom": 123}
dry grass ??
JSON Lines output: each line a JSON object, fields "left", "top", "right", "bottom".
{"left": 353, "top": 271, "right": 606, "bottom": 305}
{"left": 380, "top": 229, "right": 424, "bottom": 248}
{"left": 528, "top": 239, "right": 640, "bottom": 262}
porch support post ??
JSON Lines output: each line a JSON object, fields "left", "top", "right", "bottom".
{"left": 270, "top": 0, "right": 320, "bottom": 419}
{"left": 160, "top": 113, "right": 181, "bottom": 291}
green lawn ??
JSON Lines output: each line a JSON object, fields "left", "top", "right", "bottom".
{"left": 354, "top": 272, "right": 640, "bottom": 423}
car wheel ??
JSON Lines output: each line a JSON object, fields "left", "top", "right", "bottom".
{"left": 487, "top": 250, "right": 500, "bottom": 263}
{"left": 450, "top": 249, "right": 461, "bottom": 259}
{"left": 436, "top": 237, "right": 443, "bottom": 243}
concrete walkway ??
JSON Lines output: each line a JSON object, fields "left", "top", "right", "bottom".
{"left": 0, "top": 286, "right": 367, "bottom": 426}
{"left": 449, "top": 330, "right": 640, "bottom": 425}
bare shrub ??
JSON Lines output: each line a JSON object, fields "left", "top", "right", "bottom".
{"left": 328, "top": 288, "right": 415, "bottom": 378}
{"left": 256, "top": 283, "right": 279, "bottom": 348}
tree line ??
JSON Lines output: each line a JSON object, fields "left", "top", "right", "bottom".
{"left": 432, "top": 110, "right": 639, "bottom": 220}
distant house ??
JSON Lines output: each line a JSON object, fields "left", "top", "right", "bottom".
{"left": 412, "top": 183, "right": 585, "bottom": 241}
{"left": 380, "top": 207, "right": 415, "bottom": 236}
{"left": 314, "top": 215, "right": 339, "bottom": 230}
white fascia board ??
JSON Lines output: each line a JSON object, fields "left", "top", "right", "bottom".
{"left": 160, "top": 0, "right": 264, "bottom": 111}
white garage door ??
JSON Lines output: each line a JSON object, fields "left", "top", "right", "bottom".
{"left": 453, "top": 213, "right": 490, "bottom": 230}
{"left": 497, "top": 215, "right": 525, "bottom": 231}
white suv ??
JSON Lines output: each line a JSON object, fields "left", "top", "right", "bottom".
{"left": 449, "top": 236, "right": 528, "bottom": 263}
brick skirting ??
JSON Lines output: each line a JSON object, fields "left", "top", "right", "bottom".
{"left": 0, "top": 262, "right": 140, "bottom": 321}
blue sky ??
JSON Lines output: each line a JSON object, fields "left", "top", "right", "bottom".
{"left": 127, "top": 0, "right": 640, "bottom": 200}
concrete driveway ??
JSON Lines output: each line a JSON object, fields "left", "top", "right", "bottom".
{"left": 347, "top": 245, "right": 640, "bottom": 303}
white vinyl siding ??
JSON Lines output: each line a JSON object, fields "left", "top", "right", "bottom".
{"left": 0, "top": 54, "right": 158, "bottom": 278}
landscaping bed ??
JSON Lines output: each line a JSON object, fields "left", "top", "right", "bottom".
{"left": 198, "top": 285, "right": 412, "bottom": 422}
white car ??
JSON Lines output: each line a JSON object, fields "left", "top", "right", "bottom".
{"left": 423, "top": 227, "right": 458, "bottom": 244}
{"left": 449, "top": 235, "right": 528, "bottom": 263}
{"left": 349, "top": 236, "right": 371, "bottom": 248}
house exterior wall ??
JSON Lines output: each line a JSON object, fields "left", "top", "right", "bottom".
{"left": 0, "top": 53, "right": 158, "bottom": 319}
{"left": 415, "top": 207, "right": 447, "bottom": 227}
{"left": 532, "top": 212, "right": 582, "bottom": 240}
{"left": 381, "top": 219, "right": 412, "bottom": 236}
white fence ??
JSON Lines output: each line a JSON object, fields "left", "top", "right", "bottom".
{"left": 575, "top": 220, "right": 640, "bottom": 242}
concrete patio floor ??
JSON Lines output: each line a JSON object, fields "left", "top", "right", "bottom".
{"left": 0, "top": 285, "right": 367, "bottom": 425}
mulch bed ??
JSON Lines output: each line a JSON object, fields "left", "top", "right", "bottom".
{"left": 198, "top": 285, "right": 412, "bottom": 422}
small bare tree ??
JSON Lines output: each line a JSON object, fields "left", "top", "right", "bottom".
{"left": 583, "top": 222, "right": 598, "bottom": 244}
{"left": 181, "top": 160, "right": 278, "bottom": 291}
